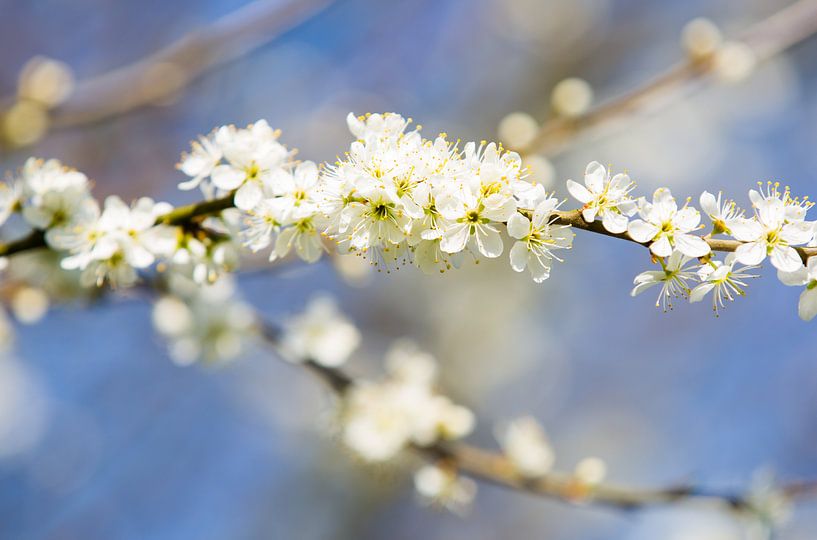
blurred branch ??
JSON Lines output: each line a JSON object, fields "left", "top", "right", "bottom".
{"left": 517, "top": 0, "right": 817, "bottom": 157}
{"left": 257, "top": 319, "right": 817, "bottom": 515}
{"left": 0, "top": 0, "right": 334, "bottom": 144}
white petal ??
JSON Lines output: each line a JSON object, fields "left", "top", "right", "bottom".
{"left": 728, "top": 218, "right": 764, "bottom": 242}
{"left": 628, "top": 220, "right": 659, "bottom": 243}
{"left": 689, "top": 283, "right": 715, "bottom": 303}
{"left": 673, "top": 207, "right": 701, "bottom": 232}
{"left": 798, "top": 287, "right": 817, "bottom": 321}
{"left": 476, "top": 226, "right": 503, "bottom": 258}
{"left": 770, "top": 245, "right": 804, "bottom": 273}
{"left": 234, "top": 182, "right": 262, "bottom": 211}
{"left": 440, "top": 223, "right": 469, "bottom": 254}
{"left": 566, "top": 179, "right": 593, "bottom": 204}
{"left": 650, "top": 235, "right": 673, "bottom": 257}
{"left": 506, "top": 213, "right": 530, "bottom": 239}
{"left": 601, "top": 211, "right": 628, "bottom": 234}
{"left": 699, "top": 191, "right": 718, "bottom": 217}
{"left": 509, "top": 241, "right": 528, "bottom": 272}
{"left": 674, "top": 233, "right": 711, "bottom": 257}
{"left": 584, "top": 161, "right": 606, "bottom": 193}
{"left": 211, "top": 165, "right": 245, "bottom": 190}
{"left": 777, "top": 267, "right": 809, "bottom": 287}
{"left": 735, "top": 241, "right": 766, "bottom": 266}
{"left": 781, "top": 222, "right": 814, "bottom": 246}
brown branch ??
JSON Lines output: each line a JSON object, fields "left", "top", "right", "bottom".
{"left": 552, "top": 208, "right": 817, "bottom": 264}
{"left": 1, "top": 0, "right": 334, "bottom": 134}
{"left": 256, "top": 320, "right": 817, "bottom": 515}
{"left": 517, "top": 0, "right": 817, "bottom": 157}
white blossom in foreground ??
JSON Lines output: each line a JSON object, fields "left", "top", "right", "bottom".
{"left": 730, "top": 183, "right": 813, "bottom": 272}
{"left": 507, "top": 196, "right": 574, "bottom": 282}
{"left": 47, "top": 196, "right": 176, "bottom": 287}
{"left": 700, "top": 190, "right": 743, "bottom": 235}
{"left": 152, "top": 277, "right": 256, "bottom": 365}
{"left": 414, "top": 464, "right": 477, "bottom": 514}
{"left": 281, "top": 295, "right": 360, "bottom": 367}
{"left": 631, "top": 250, "right": 699, "bottom": 311}
{"left": 341, "top": 341, "right": 473, "bottom": 462}
{"left": 566, "top": 161, "right": 637, "bottom": 233}
{"left": 628, "top": 188, "right": 710, "bottom": 257}
{"left": 778, "top": 256, "right": 817, "bottom": 321}
{"left": 497, "top": 416, "right": 555, "bottom": 478}
{"left": 689, "top": 254, "right": 759, "bottom": 315}
{"left": 17, "top": 158, "right": 94, "bottom": 231}
{"left": 179, "top": 120, "right": 293, "bottom": 210}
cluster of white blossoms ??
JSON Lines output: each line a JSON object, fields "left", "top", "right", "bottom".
{"left": 178, "top": 113, "right": 574, "bottom": 280}
{"left": 565, "top": 162, "right": 816, "bottom": 318}
{"left": 1, "top": 114, "right": 816, "bottom": 323}
{"left": 340, "top": 340, "right": 474, "bottom": 462}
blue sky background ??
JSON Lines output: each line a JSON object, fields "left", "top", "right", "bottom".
{"left": 1, "top": 0, "right": 816, "bottom": 538}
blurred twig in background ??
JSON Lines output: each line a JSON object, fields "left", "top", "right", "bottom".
{"left": 259, "top": 318, "right": 817, "bottom": 517}
{"left": 0, "top": 0, "right": 334, "bottom": 147}
{"left": 516, "top": 0, "right": 817, "bottom": 158}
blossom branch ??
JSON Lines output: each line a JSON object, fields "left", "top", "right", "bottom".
{"left": 552, "top": 208, "right": 817, "bottom": 264}
{"left": 516, "top": 0, "right": 817, "bottom": 157}
{"left": 255, "top": 318, "right": 817, "bottom": 516}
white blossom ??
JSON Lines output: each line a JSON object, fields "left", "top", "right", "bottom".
{"left": 700, "top": 190, "right": 743, "bottom": 234}
{"left": 566, "top": 161, "right": 637, "bottom": 233}
{"left": 17, "top": 158, "right": 95, "bottom": 230}
{"left": 506, "top": 197, "right": 574, "bottom": 282}
{"left": 497, "top": 416, "right": 555, "bottom": 478}
{"left": 628, "top": 188, "right": 710, "bottom": 258}
{"left": 689, "top": 253, "right": 759, "bottom": 315}
{"left": 281, "top": 296, "right": 360, "bottom": 367}
{"left": 414, "top": 465, "right": 477, "bottom": 514}
{"left": 152, "top": 277, "right": 256, "bottom": 365}
{"left": 631, "top": 250, "right": 699, "bottom": 311}
{"left": 48, "top": 196, "right": 176, "bottom": 287}
{"left": 341, "top": 341, "right": 473, "bottom": 462}
{"left": 730, "top": 183, "right": 813, "bottom": 272}
{"left": 777, "top": 256, "right": 817, "bottom": 321}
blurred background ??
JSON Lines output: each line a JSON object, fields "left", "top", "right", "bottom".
{"left": 1, "top": 0, "right": 817, "bottom": 538}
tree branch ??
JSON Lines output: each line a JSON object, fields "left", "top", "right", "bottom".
{"left": 1, "top": 0, "right": 334, "bottom": 135}
{"left": 517, "top": 0, "right": 817, "bottom": 157}
{"left": 256, "top": 320, "right": 817, "bottom": 515}
{"left": 552, "top": 208, "right": 817, "bottom": 263}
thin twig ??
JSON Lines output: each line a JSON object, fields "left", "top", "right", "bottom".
{"left": 1, "top": 0, "right": 334, "bottom": 132}
{"left": 517, "top": 0, "right": 817, "bottom": 157}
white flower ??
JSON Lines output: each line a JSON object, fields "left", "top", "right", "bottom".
{"left": 730, "top": 184, "right": 813, "bottom": 272}
{"left": 47, "top": 196, "right": 176, "bottom": 287}
{"left": 153, "top": 278, "right": 256, "bottom": 364}
{"left": 497, "top": 416, "right": 555, "bottom": 478}
{"left": 178, "top": 135, "right": 222, "bottom": 192}
{"left": 506, "top": 197, "right": 573, "bottom": 282}
{"left": 631, "top": 250, "right": 699, "bottom": 311}
{"left": 414, "top": 465, "right": 477, "bottom": 514}
{"left": 181, "top": 120, "right": 292, "bottom": 211}
{"left": 341, "top": 341, "right": 473, "bottom": 462}
{"left": 437, "top": 184, "right": 516, "bottom": 258}
{"left": 282, "top": 296, "right": 360, "bottom": 367}
{"left": 689, "top": 253, "right": 759, "bottom": 315}
{"left": 17, "top": 158, "right": 94, "bottom": 230}
{"left": 627, "top": 188, "right": 710, "bottom": 258}
{"left": 699, "top": 190, "right": 743, "bottom": 234}
{"left": 566, "top": 161, "right": 637, "bottom": 233}
{"left": 347, "top": 112, "right": 411, "bottom": 142}
{"left": 777, "top": 256, "right": 817, "bottom": 321}
{"left": 0, "top": 181, "right": 22, "bottom": 227}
